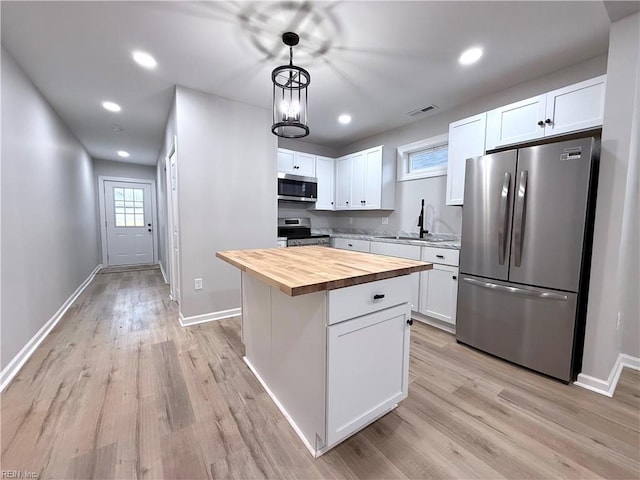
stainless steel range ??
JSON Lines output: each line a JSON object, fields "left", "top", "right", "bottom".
{"left": 278, "top": 218, "right": 330, "bottom": 247}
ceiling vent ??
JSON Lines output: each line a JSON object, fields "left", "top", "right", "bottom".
{"left": 407, "top": 104, "right": 439, "bottom": 117}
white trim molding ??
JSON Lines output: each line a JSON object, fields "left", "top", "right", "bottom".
{"left": 159, "top": 261, "right": 169, "bottom": 284}
{"left": 179, "top": 307, "right": 241, "bottom": 327}
{"left": 575, "top": 353, "right": 640, "bottom": 397}
{"left": 0, "top": 264, "right": 103, "bottom": 392}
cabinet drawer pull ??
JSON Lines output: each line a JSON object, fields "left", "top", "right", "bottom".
{"left": 348, "top": 243, "right": 353, "bottom": 247}
{"left": 407, "top": 318, "right": 413, "bottom": 326}
{"left": 436, "top": 254, "right": 445, "bottom": 259}
{"left": 373, "top": 294, "right": 385, "bottom": 300}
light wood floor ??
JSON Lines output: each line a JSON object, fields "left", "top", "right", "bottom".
{"left": 2, "top": 267, "right": 638, "bottom": 479}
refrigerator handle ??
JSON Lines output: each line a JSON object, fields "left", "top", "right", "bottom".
{"left": 498, "top": 172, "right": 511, "bottom": 265}
{"left": 463, "top": 277, "right": 568, "bottom": 301}
{"left": 513, "top": 170, "right": 528, "bottom": 267}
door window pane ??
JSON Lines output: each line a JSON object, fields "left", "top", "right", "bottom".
{"left": 114, "top": 187, "right": 145, "bottom": 227}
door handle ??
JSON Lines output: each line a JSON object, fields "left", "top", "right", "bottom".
{"left": 513, "top": 170, "right": 528, "bottom": 267}
{"left": 148, "top": 228, "right": 152, "bottom": 232}
{"left": 463, "top": 277, "right": 567, "bottom": 301}
{"left": 498, "top": 172, "right": 511, "bottom": 265}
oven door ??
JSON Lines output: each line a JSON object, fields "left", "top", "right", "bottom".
{"left": 277, "top": 173, "right": 317, "bottom": 202}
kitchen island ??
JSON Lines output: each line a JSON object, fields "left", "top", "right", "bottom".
{"left": 216, "top": 246, "right": 431, "bottom": 457}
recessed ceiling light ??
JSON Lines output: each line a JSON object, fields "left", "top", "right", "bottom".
{"left": 132, "top": 50, "right": 157, "bottom": 69}
{"left": 117, "top": 150, "right": 130, "bottom": 158}
{"left": 459, "top": 47, "right": 483, "bottom": 66}
{"left": 338, "top": 114, "right": 352, "bottom": 125}
{"left": 102, "top": 101, "right": 121, "bottom": 112}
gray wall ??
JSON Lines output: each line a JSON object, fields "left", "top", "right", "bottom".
{"left": 1, "top": 47, "right": 99, "bottom": 370}
{"left": 330, "top": 54, "right": 608, "bottom": 235}
{"left": 582, "top": 12, "right": 640, "bottom": 380}
{"left": 174, "top": 86, "right": 277, "bottom": 318}
{"left": 93, "top": 158, "right": 157, "bottom": 181}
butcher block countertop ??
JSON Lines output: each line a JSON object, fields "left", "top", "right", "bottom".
{"left": 216, "top": 245, "right": 432, "bottom": 296}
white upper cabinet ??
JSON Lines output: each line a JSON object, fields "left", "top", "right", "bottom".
{"left": 277, "top": 148, "right": 316, "bottom": 177}
{"left": 334, "top": 145, "right": 388, "bottom": 210}
{"left": 314, "top": 156, "right": 335, "bottom": 210}
{"left": 544, "top": 75, "right": 607, "bottom": 137}
{"left": 486, "top": 95, "right": 547, "bottom": 150}
{"left": 335, "top": 155, "right": 352, "bottom": 210}
{"left": 446, "top": 113, "right": 487, "bottom": 205}
{"left": 486, "top": 75, "right": 606, "bottom": 150}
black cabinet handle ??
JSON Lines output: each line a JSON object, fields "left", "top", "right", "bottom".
{"left": 452, "top": 275, "right": 457, "bottom": 280}
{"left": 373, "top": 294, "right": 385, "bottom": 300}
{"left": 407, "top": 318, "right": 414, "bottom": 326}
{"left": 545, "top": 118, "right": 552, "bottom": 124}
{"left": 331, "top": 201, "right": 334, "bottom": 205}
{"left": 436, "top": 254, "right": 444, "bottom": 259}
{"left": 348, "top": 243, "right": 353, "bottom": 247}
{"left": 537, "top": 120, "right": 545, "bottom": 127}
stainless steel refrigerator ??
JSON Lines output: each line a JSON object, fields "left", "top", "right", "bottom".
{"left": 456, "top": 137, "right": 599, "bottom": 383}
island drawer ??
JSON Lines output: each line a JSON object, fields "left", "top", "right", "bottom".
{"left": 421, "top": 246, "right": 459, "bottom": 267}
{"left": 327, "top": 275, "right": 412, "bottom": 325}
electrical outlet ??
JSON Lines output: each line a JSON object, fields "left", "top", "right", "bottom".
{"left": 617, "top": 312, "right": 621, "bottom": 330}
{"left": 194, "top": 278, "right": 203, "bottom": 290}
{"left": 382, "top": 217, "right": 389, "bottom": 225}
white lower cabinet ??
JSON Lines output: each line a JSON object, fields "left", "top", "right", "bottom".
{"left": 332, "top": 237, "right": 370, "bottom": 253}
{"left": 417, "top": 247, "right": 460, "bottom": 330}
{"left": 326, "top": 303, "right": 410, "bottom": 447}
{"left": 418, "top": 264, "right": 458, "bottom": 325}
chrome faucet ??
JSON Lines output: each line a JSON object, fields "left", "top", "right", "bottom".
{"left": 417, "top": 198, "right": 428, "bottom": 238}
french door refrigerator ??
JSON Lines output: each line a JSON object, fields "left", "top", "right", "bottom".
{"left": 456, "top": 137, "right": 599, "bottom": 383}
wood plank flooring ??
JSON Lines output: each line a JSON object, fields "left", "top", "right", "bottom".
{"left": 1, "top": 267, "right": 638, "bottom": 479}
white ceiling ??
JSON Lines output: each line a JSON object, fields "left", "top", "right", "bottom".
{"left": 1, "top": 1, "right": 613, "bottom": 166}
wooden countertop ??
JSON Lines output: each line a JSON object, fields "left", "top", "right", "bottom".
{"left": 216, "top": 246, "right": 432, "bottom": 296}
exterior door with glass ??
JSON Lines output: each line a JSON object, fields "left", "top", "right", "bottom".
{"left": 104, "top": 180, "right": 154, "bottom": 266}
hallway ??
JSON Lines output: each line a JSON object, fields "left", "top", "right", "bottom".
{"left": 1, "top": 267, "right": 638, "bottom": 479}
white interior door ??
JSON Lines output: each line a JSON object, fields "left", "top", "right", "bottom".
{"left": 104, "top": 180, "right": 154, "bottom": 266}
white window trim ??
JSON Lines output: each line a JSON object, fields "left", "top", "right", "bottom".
{"left": 396, "top": 133, "right": 449, "bottom": 181}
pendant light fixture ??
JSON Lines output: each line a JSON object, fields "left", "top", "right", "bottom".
{"left": 271, "top": 32, "right": 310, "bottom": 138}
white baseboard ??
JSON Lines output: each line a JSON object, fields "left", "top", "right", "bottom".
{"left": 0, "top": 264, "right": 103, "bottom": 392}
{"left": 575, "top": 353, "right": 640, "bottom": 397}
{"left": 158, "top": 261, "right": 168, "bottom": 284}
{"left": 179, "top": 307, "right": 241, "bottom": 327}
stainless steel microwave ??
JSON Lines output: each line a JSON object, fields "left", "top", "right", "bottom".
{"left": 277, "top": 173, "right": 318, "bottom": 202}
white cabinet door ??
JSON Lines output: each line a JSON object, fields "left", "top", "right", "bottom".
{"left": 369, "top": 241, "right": 421, "bottom": 311}
{"left": 418, "top": 265, "right": 458, "bottom": 326}
{"left": 446, "top": 113, "right": 487, "bottom": 205}
{"left": 486, "top": 95, "right": 546, "bottom": 150}
{"left": 335, "top": 156, "right": 352, "bottom": 210}
{"left": 315, "top": 156, "right": 335, "bottom": 210}
{"left": 332, "top": 237, "right": 370, "bottom": 253}
{"left": 277, "top": 148, "right": 316, "bottom": 176}
{"left": 326, "top": 303, "right": 410, "bottom": 447}
{"left": 363, "top": 146, "right": 382, "bottom": 209}
{"left": 544, "top": 75, "right": 606, "bottom": 137}
{"left": 277, "top": 148, "right": 296, "bottom": 174}
{"left": 350, "top": 152, "right": 366, "bottom": 209}
{"left": 295, "top": 152, "right": 316, "bottom": 177}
